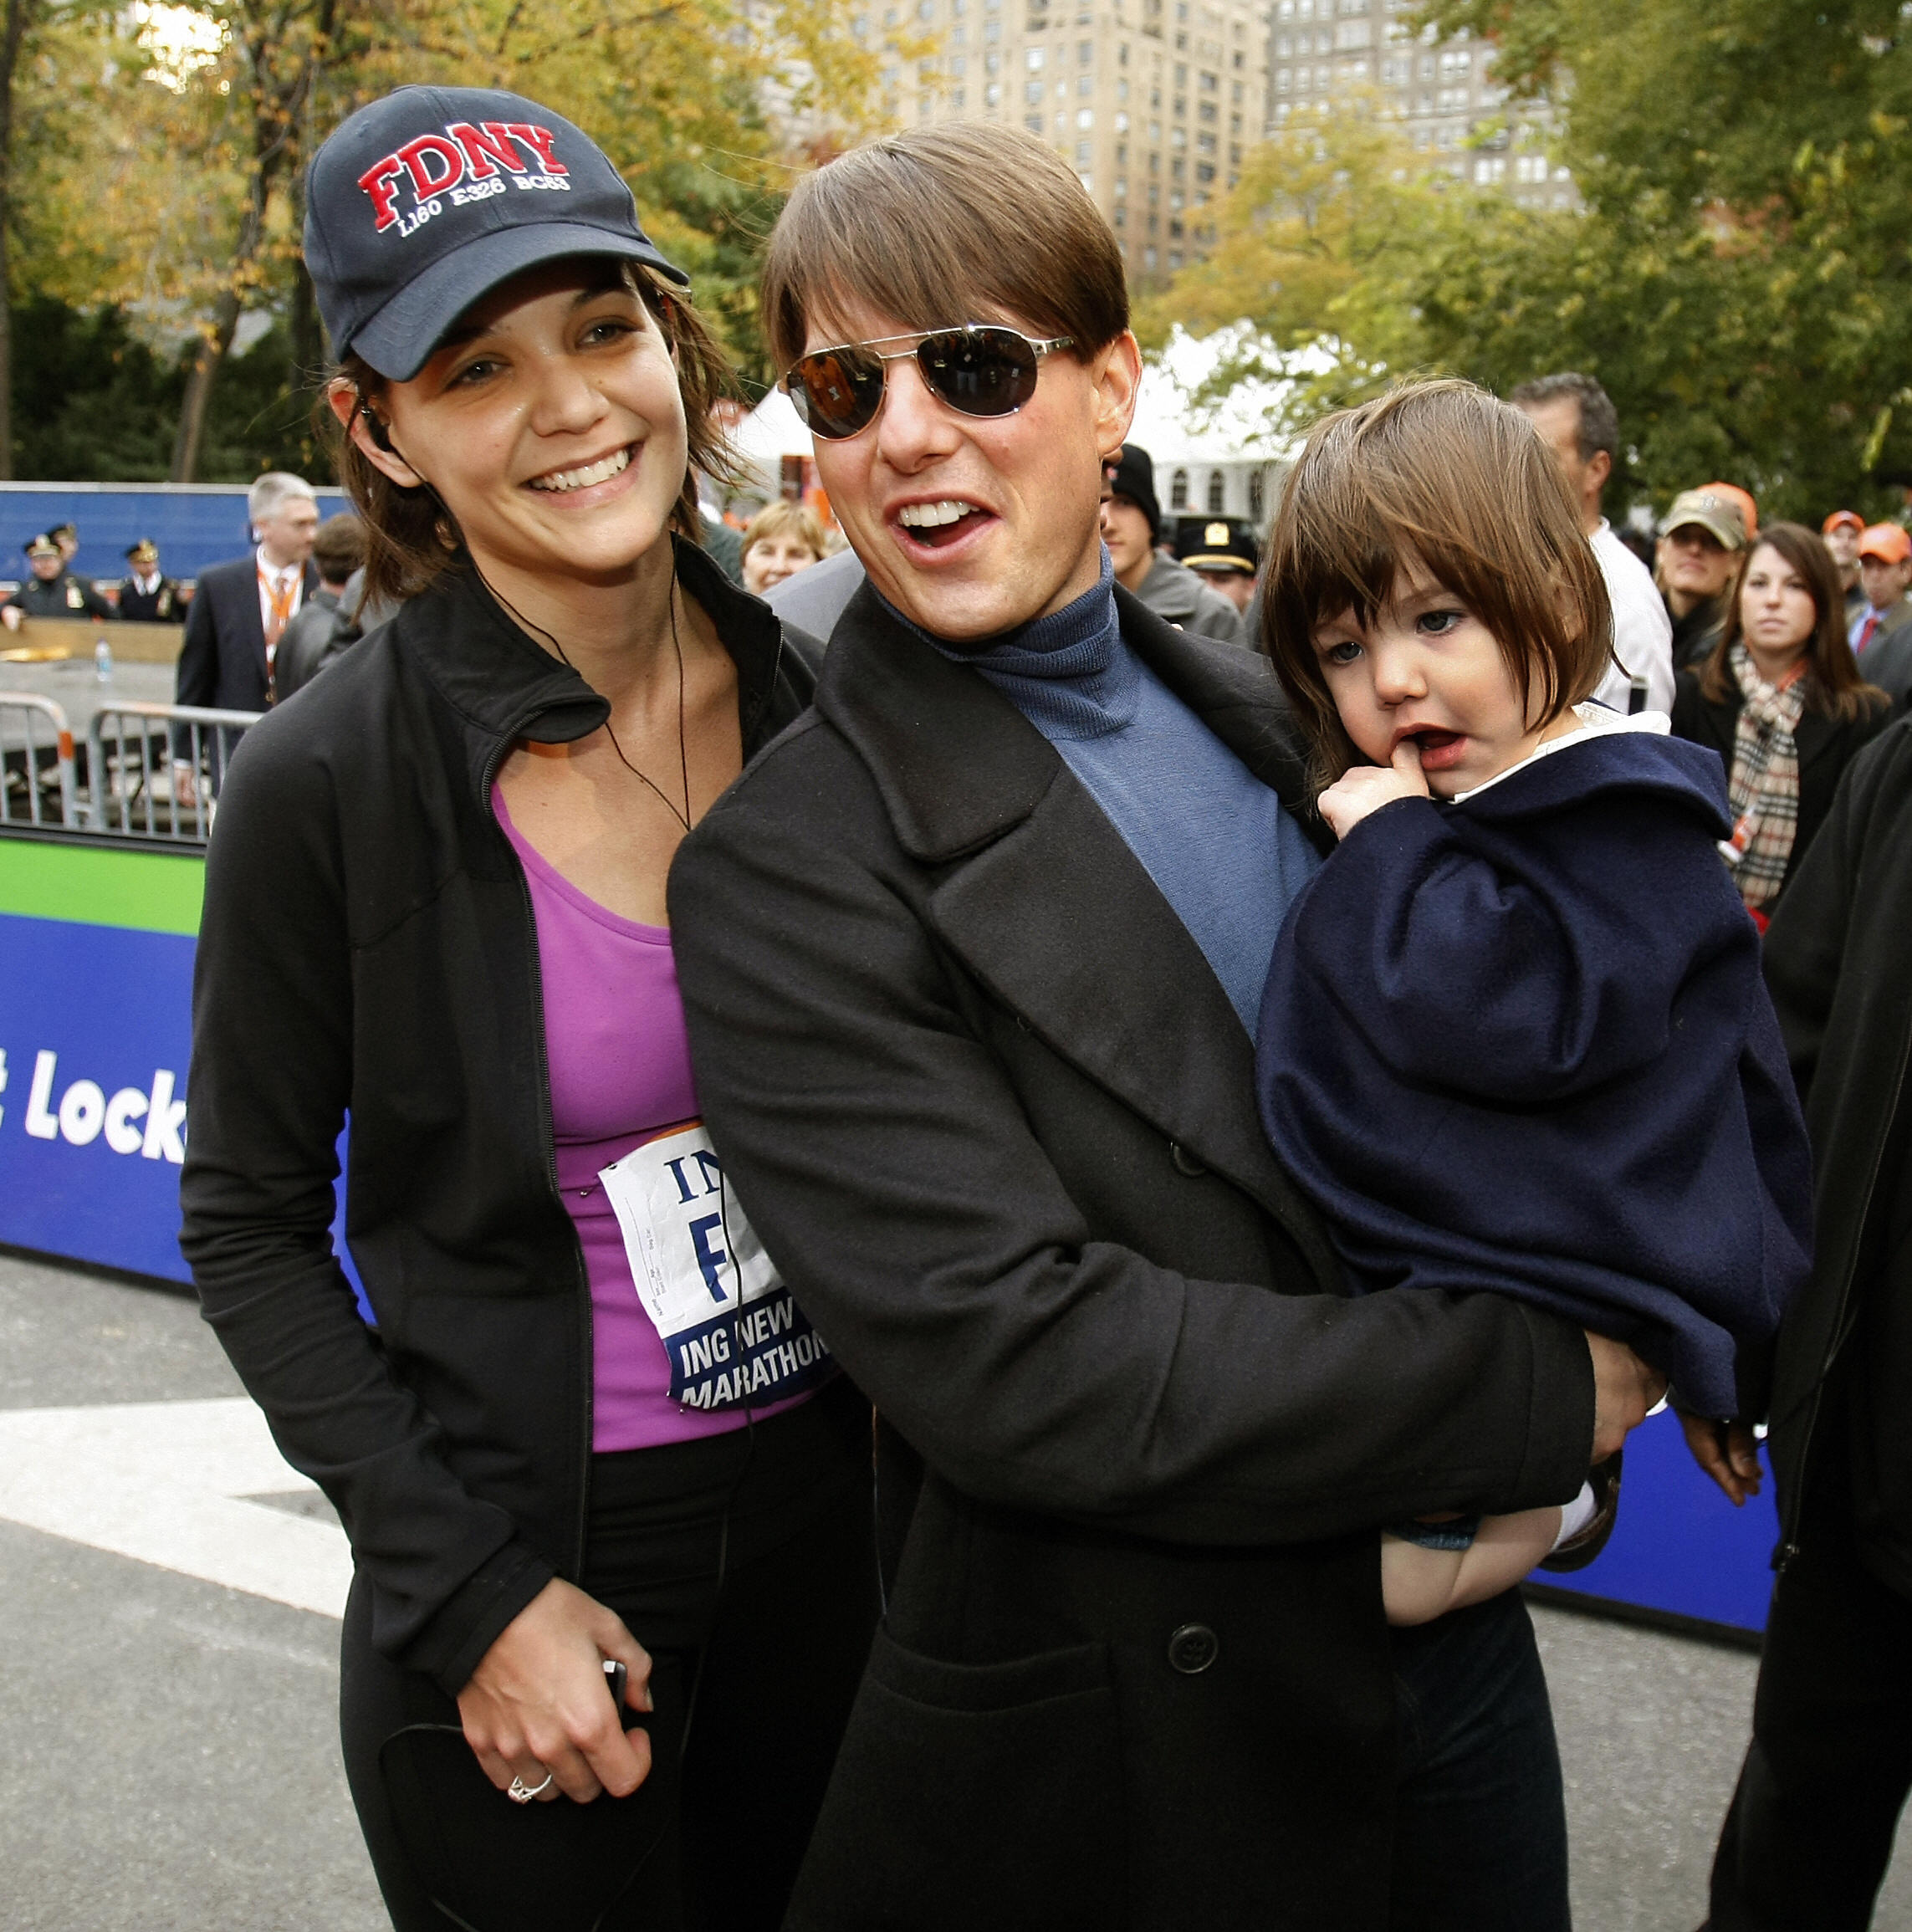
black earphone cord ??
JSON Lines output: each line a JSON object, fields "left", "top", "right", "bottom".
{"left": 358, "top": 395, "right": 693, "bottom": 834}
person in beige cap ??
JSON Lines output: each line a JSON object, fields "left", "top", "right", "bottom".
{"left": 1659, "top": 488, "right": 1749, "bottom": 670}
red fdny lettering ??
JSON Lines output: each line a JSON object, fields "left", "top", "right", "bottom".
{"left": 358, "top": 122, "right": 568, "bottom": 232}
{"left": 398, "top": 134, "right": 466, "bottom": 198}
{"left": 503, "top": 122, "right": 568, "bottom": 175}
{"left": 447, "top": 121, "right": 531, "bottom": 179}
{"left": 357, "top": 155, "right": 408, "bottom": 230}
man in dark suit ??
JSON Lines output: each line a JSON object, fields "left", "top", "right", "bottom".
{"left": 174, "top": 472, "right": 320, "bottom": 713}
{"left": 670, "top": 124, "right": 1661, "bottom": 1932}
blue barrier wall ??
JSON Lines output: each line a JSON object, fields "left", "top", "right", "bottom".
{"left": 0, "top": 483, "right": 347, "bottom": 586}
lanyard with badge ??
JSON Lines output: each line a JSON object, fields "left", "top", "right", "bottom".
{"left": 597, "top": 1121, "right": 833, "bottom": 1412}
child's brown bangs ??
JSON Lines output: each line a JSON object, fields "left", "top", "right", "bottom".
{"left": 1261, "top": 380, "right": 1613, "bottom": 793}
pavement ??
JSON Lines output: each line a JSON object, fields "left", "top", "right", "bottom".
{"left": 2, "top": 1245, "right": 1909, "bottom": 1932}
{"left": 0, "top": 657, "right": 176, "bottom": 740}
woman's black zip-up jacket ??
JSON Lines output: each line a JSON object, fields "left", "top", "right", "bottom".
{"left": 180, "top": 540, "right": 817, "bottom": 1697}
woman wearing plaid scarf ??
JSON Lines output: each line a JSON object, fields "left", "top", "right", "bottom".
{"left": 1674, "top": 522, "right": 1890, "bottom": 928}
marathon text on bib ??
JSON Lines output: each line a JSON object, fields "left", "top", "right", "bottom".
{"left": 598, "top": 1122, "right": 832, "bottom": 1413}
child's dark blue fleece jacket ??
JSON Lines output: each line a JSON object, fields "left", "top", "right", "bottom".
{"left": 1255, "top": 727, "right": 1812, "bottom": 1420}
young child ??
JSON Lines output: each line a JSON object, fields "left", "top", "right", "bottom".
{"left": 1255, "top": 381, "right": 1814, "bottom": 1627}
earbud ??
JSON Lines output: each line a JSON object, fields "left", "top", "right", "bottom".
{"left": 355, "top": 399, "right": 395, "bottom": 455}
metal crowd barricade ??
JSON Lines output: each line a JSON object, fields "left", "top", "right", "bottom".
{"left": 88, "top": 701, "right": 263, "bottom": 842}
{"left": 0, "top": 693, "right": 77, "bottom": 828}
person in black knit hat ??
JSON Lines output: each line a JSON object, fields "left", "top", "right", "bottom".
{"left": 1100, "top": 443, "right": 1247, "bottom": 647}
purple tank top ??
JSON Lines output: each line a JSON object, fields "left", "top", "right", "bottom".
{"left": 494, "top": 787, "right": 810, "bottom": 1451}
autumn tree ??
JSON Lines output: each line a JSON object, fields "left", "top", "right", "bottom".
{"left": 1163, "top": 0, "right": 1912, "bottom": 521}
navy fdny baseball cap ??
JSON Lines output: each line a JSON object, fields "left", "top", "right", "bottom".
{"left": 304, "top": 86, "right": 688, "bottom": 382}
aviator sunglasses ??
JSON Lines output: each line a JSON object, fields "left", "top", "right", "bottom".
{"left": 783, "top": 325, "right": 1075, "bottom": 441}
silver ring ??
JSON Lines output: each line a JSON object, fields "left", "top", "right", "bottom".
{"left": 507, "top": 1771, "right": 555, "bottom": 1804}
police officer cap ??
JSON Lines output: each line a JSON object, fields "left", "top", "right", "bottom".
{"left": 1174, "top": 517, "right": 1259, "bottom": 576}
{"left": 125, "top": 539, "right": 159, "bottom": 564}
{"left": 23, "top": 534, "right": 59, "bottom": 560}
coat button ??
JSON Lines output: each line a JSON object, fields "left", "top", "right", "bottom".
{"left": 1168, "top": 1623, "right": 1219, "bottom": 1674}
{"left": 1169, "top": 1142, "right": 1208, "bottom": 1178}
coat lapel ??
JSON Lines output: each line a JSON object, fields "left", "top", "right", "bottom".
{"left": 815, "top": 586, "right": 1341, "bottom": 1282}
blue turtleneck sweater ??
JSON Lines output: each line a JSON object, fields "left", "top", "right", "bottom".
{"left": 890, "top": 551, "right": 1320, "bottom": 1030}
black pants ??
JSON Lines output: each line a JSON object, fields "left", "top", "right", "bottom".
{"left": 1389, "top": 1589, "right": 1570, "bottom": 1932}
{"left": 340, "top": 1385, "right": 879, "bottom": 1932}
{"left": 1710, "top": 1496, "right": 1912, "bottom": 1930}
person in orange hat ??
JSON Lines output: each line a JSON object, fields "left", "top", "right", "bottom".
{"left": 1823, "top": 509, "right": 1866, "bottom": 621}
{"left": 1705, "top": 481, "right": 1759, "bottom": 540}
{"left": 1849, "top": 523, "right": 1912, "bottom": 662}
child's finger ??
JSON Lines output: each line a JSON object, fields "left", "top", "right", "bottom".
{"left": 1390, "top": 739, "right": 1430, "bottom": 793}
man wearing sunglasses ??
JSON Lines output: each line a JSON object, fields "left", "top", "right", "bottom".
{"left": 670, "top": 123, "right": 1650, "bottom": 1931}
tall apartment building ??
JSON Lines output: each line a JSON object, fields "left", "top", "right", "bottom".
{"left": 1266, "top": 0, "right": 1574, "bottom": 210}
{"left": 854, "top": 0, "right": 1270, "bottom": 280}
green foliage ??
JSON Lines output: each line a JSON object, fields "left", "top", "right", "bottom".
{"left": 10, "top": 297, "right": 180, "bottom": 480}
{"left": 1162, "top": 0, "right": 1912, "bottom": 524}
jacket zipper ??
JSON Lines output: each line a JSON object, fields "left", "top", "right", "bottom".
{"left": 483, "top": 723, "right": 596, "bottom": 1582}
{"left": 1776, "top": 1010, "right": 1912, "bottom": 1574}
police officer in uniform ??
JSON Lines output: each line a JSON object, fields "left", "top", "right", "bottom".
{"left": 2, "top": 533, "right": 114, "bottom": 630}
{"left": 117, "top": 539, "right": 182, "bottom": 621}
{"left": 1174, "top": 515, "right": 1260, "bottom": 616}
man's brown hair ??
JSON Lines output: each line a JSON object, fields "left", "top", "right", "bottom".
{"left": 318, "top": 261, "right": 737, "bottom": 609}
{"left": 1261, "top": 379, "right": 1613, "bottom": 791}
{"left": 1700, "top": 519, "right": 1887, "bottom": 723}
{"left": 760, "top": 125, "right": 1128, "bottom": 371}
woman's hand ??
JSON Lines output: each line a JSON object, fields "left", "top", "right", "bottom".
{"left": 1584, "top": 1331, "right": 1669, "bottom": 1462}
{"left": 456, "top": 1578, "right": 654, "bottom": 1805}
{"left": 1678, "top": 1411, "right": 1764, "bottom": 1506}
{"left": 1317, "top": 741, "right": 1430, "bottom": 841}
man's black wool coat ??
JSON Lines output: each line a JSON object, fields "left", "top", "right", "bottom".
{"left": 668, "top": 585, "right": 1597, "bottom": 1932}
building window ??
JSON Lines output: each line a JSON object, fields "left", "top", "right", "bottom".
{"left": 1027, "top": 79, "right": 1044, "bottom": 100}
{"left": 1168, "top": 248, "right": 1183, "bottom": 268}
{"left": 1025, "top": 113, "right": 1044, "bottom": 130}
{"left": 951, "top": 86, "right": 967, "bottom": 106}
{"left": 1206, "top": 471, "right": 1225, "bottom": 513}
{"left": 1079, "top": 72, "right": 1092, "bottom": 93}
{"left": 1170, "top": 468, "right": 1189, "bottom": 509}
{"left": 1028, "top": 45, "right": 1044, "bottom": 66}
{"left": 986, "top": 81, "right": 1000, "bottom": 103}
{"left": 1248, "top": 469, "right": 1265, "bottom": 522}
{"left": 1144, "top": 245, "right": 1158, "bottom": 270}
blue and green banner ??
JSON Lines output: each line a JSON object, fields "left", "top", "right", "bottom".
{"left": 0, "top": 837, "right": 202, "bottom": 1281}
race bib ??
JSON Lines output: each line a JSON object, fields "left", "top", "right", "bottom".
{"left": 598, "top": 1122, "right": 832, "bottom": 1413}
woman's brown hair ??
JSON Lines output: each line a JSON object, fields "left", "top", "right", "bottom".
{"left": 740, "top": 498, "right": 828, "bottom": 569}
{"left": 1260, "top": 379, "right": 1613, "bottom": 793}
{"left": 316, "top": 260, "right": 739, "bottom": 610}
{"left": 1700, "top": 520, "right": 1886, "bottom": 723}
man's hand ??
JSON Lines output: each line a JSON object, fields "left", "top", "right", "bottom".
{"left": 1585, "top": 1331, "right": 1669, "bottom": 1462}
{"left": 1317, "top": 740, "right": 1430, "bottom": 841}
{"left": 456, "top": 1578, "right": 653, "bottom": 1805}
{"left": 1678, "top": 1411, "right": 1764, "bottom": 1506}
{"left": 1, "top": 605, "right": 22, "bottom": 633}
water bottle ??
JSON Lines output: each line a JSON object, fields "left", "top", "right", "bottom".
{"left": 94, "top": 635, "right": 112, "bottom": 683}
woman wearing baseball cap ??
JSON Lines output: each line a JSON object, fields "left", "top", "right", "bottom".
{"left": 180, "top": 88, "right": 876, "bottom": 1931}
